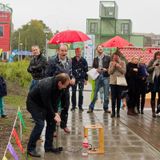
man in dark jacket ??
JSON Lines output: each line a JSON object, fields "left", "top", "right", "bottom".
{"left": 27, "top": 73, "right": 70, "bottom": 157}
{"left": 27, "top": 45, "right": 47, "bottom": 90}
{"left": 87, "top": 45, "right": 111, "bottom": 113}
{"left": 45, "top": 44, "right": 75, "bottom": 133}
{"left": 71, "top": 48, "right": 88, "bottom": 111}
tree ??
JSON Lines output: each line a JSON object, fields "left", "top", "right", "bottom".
{"left": 11, "top": 19, "right": 53, "bottom": 52}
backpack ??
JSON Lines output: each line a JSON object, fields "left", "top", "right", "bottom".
{"left": 0, "top": 76, "right": 7, "bottom": 97}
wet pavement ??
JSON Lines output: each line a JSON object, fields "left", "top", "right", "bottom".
{"left": 30, "top": 84, "right": 160, "bottom": 160}
{"left": 31, "top": 109, "right": 160, "bottom": 160}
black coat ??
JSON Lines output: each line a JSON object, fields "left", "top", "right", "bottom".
{"left": 72, "top": 56, "right": 88, "bottom": 81}
{"left": 27, "top": 54, "right": 47, "bottom": 80}
{"left": 26, "top": 77, "right": 65, "bottom": 117}
{"left": 0, "top": 76, "right": 7, "bottom": 97}
{"left": 126, "top": 62, "right": 140, "bottom": 93}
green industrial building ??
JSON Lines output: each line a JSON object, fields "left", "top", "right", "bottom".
{"left": 86, "top": 1, "right": 149, "bottom": 47}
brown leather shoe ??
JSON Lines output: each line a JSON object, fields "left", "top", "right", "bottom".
{"left": 104, "top": 109, "right": 111, "bottom": 113}
{"left": 63, "top": 127, "right": 70, "bottom": 134}
{"left": 87, "top": 109, "right": 93, "bottom": 113}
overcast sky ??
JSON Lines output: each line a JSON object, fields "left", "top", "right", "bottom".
{"left": 1, "top": 0, "right": 160, "bottom": 34}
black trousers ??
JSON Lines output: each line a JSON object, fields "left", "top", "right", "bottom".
{"left": 60, "top": 88, "right": 70, "bottom": 129}
{"left": 151, "top": 91, "right": 160, "bottom": 107}
{"left": 27, "top": 107, "right": 56, "bottom": 151}
{"left": 127, "top": 89, "right": 139, "bottom": 110}
{"left": 110, "top": 85, "right": 122, "bottom": 113}
{"left": 137, "top": 81, "right": 146, "bottom": 111}
{"left": 71, "top": 80, "right": 84, "bottom": 109}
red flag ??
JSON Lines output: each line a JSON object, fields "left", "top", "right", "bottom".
{"left": 12, "top": 128, "right": 24, "bottom": 153}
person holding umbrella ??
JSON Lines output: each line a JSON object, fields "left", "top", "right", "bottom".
{"left": 46, "top": 44, "right": 75, "bottom": 133}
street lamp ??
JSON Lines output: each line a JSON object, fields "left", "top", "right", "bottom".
{"left": 19, "top": 42, "right": 23, "bottom": 60}
{"left": 43, "top": 28, "right": 50, "bottom": 60}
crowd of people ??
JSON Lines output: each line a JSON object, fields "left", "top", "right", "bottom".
{"left": 25, "top": 44, "right": 160, "bottom": 157}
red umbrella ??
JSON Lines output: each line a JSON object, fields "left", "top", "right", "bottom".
{"left": 101, "top": 36, "right": 133, "bottom": 48}
{"left": 48, "top": 30, "right": 90, "bottom": 44}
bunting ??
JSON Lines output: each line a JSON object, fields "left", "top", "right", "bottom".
{"left": 17, "top": 111, "right": 26, "bottom": 129}
{"left": 3, "top": 108, "right": 26, "bottom": 160}
{"left": 12, "top": 128, "right": 24, "bottom": 153}
{"left": 7, "top": 143, "right": 19, "bottom": 160}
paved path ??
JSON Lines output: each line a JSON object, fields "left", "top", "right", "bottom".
{"left": 31, "top": 109, "right": 160, "bottom": 160}
{"left": 30, "top": 84, "right": 160, "bottom": 160}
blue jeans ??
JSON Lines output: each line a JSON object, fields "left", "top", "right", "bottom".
{"left": 89, "top": 75, "right": 110, "bottom": 110}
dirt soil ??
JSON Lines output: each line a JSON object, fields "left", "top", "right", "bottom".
{"left": 0, "top": 107, "right": 33, "bottom": 160}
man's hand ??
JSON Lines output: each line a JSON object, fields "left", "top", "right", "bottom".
{"left": 84, "top": 80, "right": 87, "bottom": 85}
{"left": 54, "top": 113, "right": 61, "bottom": 123}
{"left": 102, "top": 68, "right": 107, "bottom": 72}
{"left": 97, "top": 68, "right": 102, "bottom": 73}
{"left": 70, "top": 78, "right": 75, "bottom": 85}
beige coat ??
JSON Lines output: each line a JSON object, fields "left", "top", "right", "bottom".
{"left": 108, "top": 60, "right": 126, "bottom": 85}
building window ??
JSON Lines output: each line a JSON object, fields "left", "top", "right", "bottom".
{"left": 121, "top": 23, "right": 129, "bottom": 34}
{"left": 90, "top": 22, "right": 98, "bottom": 33}
{"left": 0, "top": 26, "right": 3, "bottom": 37}
{"left": 157, "top": 40, "right": 160, "bottom": 46}
{"left": 105, "top": 8, "right": 114, "bottom": 17}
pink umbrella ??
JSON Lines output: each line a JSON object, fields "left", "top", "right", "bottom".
{"left": 101, "top": 36, "right": 133, "bottom": 48}
{"left": 48, "top": 30, "right": 90, "bottom": 44}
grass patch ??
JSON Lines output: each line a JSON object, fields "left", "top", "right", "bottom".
{"left": 4, "top": 95, "right": 27, "bottom": 109}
